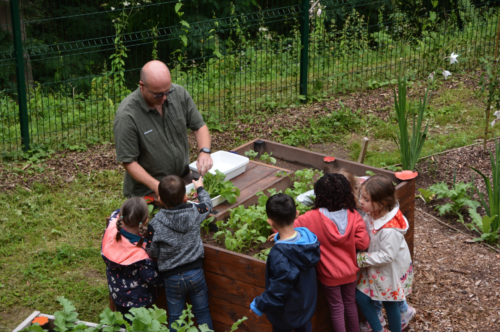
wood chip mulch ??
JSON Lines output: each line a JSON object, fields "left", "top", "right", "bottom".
{"left": 409, "top": 210, "right": 500, "bottom": 332}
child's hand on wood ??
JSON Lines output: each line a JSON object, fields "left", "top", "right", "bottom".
{"left": 192, "top": 177, "right": 203, "bottom": 189}
{"left": 249, "top": 309, "right": 260, "bottom": 319}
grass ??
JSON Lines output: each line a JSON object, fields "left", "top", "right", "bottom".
{"left": 0, "top": 170, "right": 124, "bottom": 331}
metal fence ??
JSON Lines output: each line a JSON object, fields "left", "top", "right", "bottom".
{"left": 0, "top": 0, "right": 499, "bottom": 153}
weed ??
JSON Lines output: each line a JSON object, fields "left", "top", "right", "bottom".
{"left": 259, "top": 152, "right": 276, "bottom": 165}
{"left": 244, "top": 150, "right": 258, "bottom": 160}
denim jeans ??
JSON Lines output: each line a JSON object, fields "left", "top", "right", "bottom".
{"left": 164, "top": 268, "right": 213, "bottom": 331}
{"left": 373, "top": 299, "right": 408, "bottom": 314}
{"left": 272, "top": 321, "right": 312, "bottom": 332}
{"left": 356, "top": 290, "right": 401, "bottom": 332}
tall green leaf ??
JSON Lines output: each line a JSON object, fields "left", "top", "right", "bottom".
{"left": 393, "top": 66, "right": 429, "bottom": 171}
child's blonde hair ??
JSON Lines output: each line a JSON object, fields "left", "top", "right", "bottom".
{"left": 333, "top": 168, "right": 358, "bottom": 193}
{"left": 116, "top": 197, "right": 149, "bottom": 247}
{"left": 360, "top": 175, "right": 396, "bottom": 212}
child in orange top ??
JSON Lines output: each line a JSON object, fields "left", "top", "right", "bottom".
{"left": 101, "top": 197, "right": 162, "bottom": 319}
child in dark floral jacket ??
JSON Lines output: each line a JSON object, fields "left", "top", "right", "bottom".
{"left": 101, "top": 197, "right": 163, "bottom": 319}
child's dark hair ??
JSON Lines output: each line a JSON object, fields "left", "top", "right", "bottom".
{"left": 360, "top": 175, "right": 396, "bottom": 212}
{"left": 266, "top": 193, "right": 297, "bottom": 227}
{"left": 116, "top": 197, "right": 149, "bottom": 247}
{"left": 158, "top": 175, "right": 186, "bottom": 208}
{"left": 313, "top": 173, "right": 357, "bottom": 212}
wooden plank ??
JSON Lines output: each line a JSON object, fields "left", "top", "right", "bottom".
{"left": 234, "top": 139, "right": 399, "bottom": 180}
{"left": 311, "top": 304, "right": 333, "bottom": 331}
{"left": 209, "top": 295, "right": 272, "bottom": 331}
{"left": 203, "top": 244, "right": 267, "bottom": 288}
{"left": 401, "top": 200, "right": 416, "bottom": 259}
{"left": 230, "top": 138, "right": 260, "bottom": 156}
{"left": 395, "top": 179, "right": 415, "bottom": 209}
{"left": 226, "top": 163, "right": 276, "bottom": 192}
{"left": 204, "top": 270, "right": 265, "bottom": 308}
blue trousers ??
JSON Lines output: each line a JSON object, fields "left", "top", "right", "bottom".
{"left": 373, "top": 299, "right": 408, "bottom": 314}
{"left": 164, "top": 268, "right": 213, "bottom": 331}
{"left": 356, "top": 290, "right": 401, "bottom": 332}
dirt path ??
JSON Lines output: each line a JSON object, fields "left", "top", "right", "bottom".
{"left": 409, "top": 210, "right": 500, "bottom": 331}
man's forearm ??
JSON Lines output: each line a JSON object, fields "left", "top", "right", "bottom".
{"left": 194, "top": 124, "right": 211, "bottom": 150}
{"left": 123, "top": 161, "right": 159, "bottom": 195}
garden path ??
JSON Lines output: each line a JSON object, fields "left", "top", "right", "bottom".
{"left": 409, "top": 210, "right": 500, "bottom": 331}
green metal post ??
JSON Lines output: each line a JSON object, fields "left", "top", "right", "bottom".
{"left": 10, "top": 0, "right": 30, "bottom": 151}
{"left": 299, "top": 0, "right": 309, "bottom": 102}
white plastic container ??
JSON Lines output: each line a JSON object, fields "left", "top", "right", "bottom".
{"left": 185, "top": 183, "right": 226, "bottom": 208}
{"left": 189, "top": 151, "right": 249, "bottom": 181}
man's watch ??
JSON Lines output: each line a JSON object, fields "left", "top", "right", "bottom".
{"left": 199, "top": 147, "right": 211, "bottom": 154}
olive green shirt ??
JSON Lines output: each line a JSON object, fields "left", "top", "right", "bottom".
{"left": 113, "top": 84, "right": 205, "bottom": 198}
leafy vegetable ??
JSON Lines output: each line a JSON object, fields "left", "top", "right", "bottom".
{"left": 53, "top": 297, "right": 90, "bottom": 332}
{"left": 214, "top": 169, "right": 322, "bottom": 258}
{"left": 202, "top": 170, "right": 240, "bottom": 204}
{"left": 23, "top": 299, "right": 247, "bottom": 332}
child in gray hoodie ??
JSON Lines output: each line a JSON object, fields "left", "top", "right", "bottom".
{"left": 144, "top": 174, "right": 213, "bottom": 330}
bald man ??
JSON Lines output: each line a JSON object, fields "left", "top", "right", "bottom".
{"left": 113, "top": 60, "right": 213, "bottom": 198}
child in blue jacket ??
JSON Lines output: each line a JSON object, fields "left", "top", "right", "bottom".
{"left": 250, "top": 193, "right": 321, "bottom": 332}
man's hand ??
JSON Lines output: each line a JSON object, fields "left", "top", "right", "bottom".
{"left": 196, "top": 152, "right": 213, "bottom": 176}
{"left": 192, "top": 177, "right": 203, "bottom": 189}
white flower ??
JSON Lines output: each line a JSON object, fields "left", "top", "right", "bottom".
{"left": 448, "top": 52, "right": 459, "bottom": 65}
{"left": 111, "top": 6, "right": 115, "bottom": 10}
{"left": 264, "top": 34, "right": 272, "bottom": 40}
{"left": 136, "top": 2, "right": 140, "bottom": 5}
{"left": 442, "top": 70, "right": 452, "bottom": 79}
{"left": 259, "top": 27, "right": 268, "bottom": 32}
{"left": 492, "top": 111, "right": 500, "bottom": 127}
{"left": 123, "top": 1, "right": 130, "bottom": 6}
{"left": 428, "top": 72, "right": 435, "bottom": 81}
{"left": 317, "top": 8, "right": 322, "bottom": 17}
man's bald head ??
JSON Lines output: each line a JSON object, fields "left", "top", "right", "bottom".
{"left": 140, "top": 60, "right": 171, "bottom": 86}
{"left": 139, "top": 60, "right": 172, "bottom": 107}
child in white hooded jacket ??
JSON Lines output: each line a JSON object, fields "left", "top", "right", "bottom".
{"left": 355, "top": 175, "right": 414, "bottom": 332}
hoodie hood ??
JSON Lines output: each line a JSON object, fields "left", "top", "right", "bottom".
{"left": 273, "top": 227, "right": 320, "bottom": 271}
{"left": 314, "top": 209, "right": 354, "bottom": 246}
{"left": 372, "top": 204, "right": 409, "bottom": 234}
{"left": 155, "top": 204, "right": 197, "bottom": 234}
{"left": 101, "top": 218, "right": 149, "bottom": 266}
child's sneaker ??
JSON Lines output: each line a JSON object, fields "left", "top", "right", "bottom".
{"left": 401, "top": 306, "right": 416, "bottom": 331}
{"left": 359, "top": 313, "right": 386, "bottom": 331}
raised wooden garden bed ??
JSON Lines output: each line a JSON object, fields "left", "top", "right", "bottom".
{"left": 109, "top": 139, "right": 415, "bottom": 332}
